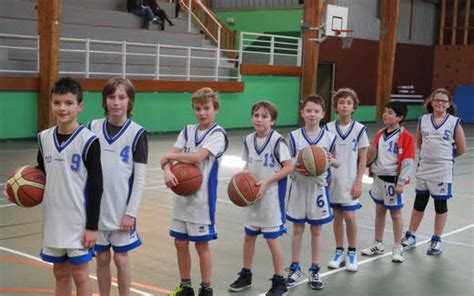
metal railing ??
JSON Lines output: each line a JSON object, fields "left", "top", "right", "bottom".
{"left": 240, "top": 32, "right": 302, "bottom": 67}
{"left": 0, "top": 33, "right": 239, "bottom": 81}
{"left": 180, "top": 0, "right": 236, "bottom": 59}
{"left": 0, "top": 32, "right": 302, "bottom": 80}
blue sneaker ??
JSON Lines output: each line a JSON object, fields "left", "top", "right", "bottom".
{"left": 427, "top": 236, "right": 442, "bottom": 256}
{"left": 345, "top": 250, "right": 359, "bottom": 272}
{"left": 401, "top": 231, "right": 416, "bottom": 250}
{"left": 327, "top": 249, "right": 345, "bottom": 269}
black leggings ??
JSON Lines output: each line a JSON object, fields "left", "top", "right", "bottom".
{"left": 413, "top": 194, "right": 448, "bottom": 214}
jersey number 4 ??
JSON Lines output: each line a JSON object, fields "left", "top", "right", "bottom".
{"left": 120, "top": 146, "right": 130, "bottom": 163}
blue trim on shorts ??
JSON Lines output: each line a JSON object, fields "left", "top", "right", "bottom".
{"left": 432, "top": 194, "right": 452, "bottom": 200}
{"left": 330, "top": 203, "right": 362, "bottom": 211}
{"left": 307, "top": 215, "right": 334, "bottom": 225}
{"left": 94, "top": 244, "right": 112, "bottom": 252}
{"left": 113, "top": 237, "right": 142, "bottom": 253}
{"left": 188, "top": 233, "right": 218, "bottom": 242}
{"left": 69, "top": 250, "right": 94, "bottom": 265}
{"left": 40, "top": 250, "right": 68, "bottom": 263}
{"left": 40, "top": 249, "right": 94, "bottom": 265}
{"left": 369, "top": 190, "right": 384, "bottom": 204}
{"left": 286, "top": 214, "right": 306, "bottom": 224}
{"left": 415, "top": 189, "right": 430, "bottom": 195}
{"left": 244, "top": 225, "right": 286, "bottom": 238}
{"left": 385, "top": 204, "right": 404, "bottom": 210}
{"left": 169, "top": 230, "right": 188, "bottom": 240}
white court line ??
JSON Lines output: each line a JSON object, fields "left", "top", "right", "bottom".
{"left": 258, "top": 223, "right": 474, "bottom": 295}
{"left": 0, "top": 203, "right": 15, "bottom": 208}
{"left": 0, "top": 246, "right": 153, "bottom": 296}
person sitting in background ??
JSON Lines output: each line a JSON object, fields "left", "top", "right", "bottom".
{"left": 145, "top": 0, "right": 175, "bottom": 31}
{"left": 127, "top": 0, "right": 157, "bottom": 30}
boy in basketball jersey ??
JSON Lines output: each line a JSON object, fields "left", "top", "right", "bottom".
{"left": 324, "top": 89, "right": 369, "bottom": 272}
{"left": 88, "top": 78, "right": 148, "bottom": 296}
{"left": 37, "top": 77, "right": 103, "bottom": 296}
{"left": 161, "top": 87, "right": 228, "bottom": 296}
{"left": 361, "top": 101, "right": 415, "bottom": 263}
{"left": 229, "top": 100, "right": 293, "bottom": 296}
{"left": 284, "top": 95, "right": 339, "bottom": 290}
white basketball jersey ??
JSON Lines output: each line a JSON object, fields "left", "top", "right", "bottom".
{"left": 416, "top": 114, "right": 461, "bottom": 182}
{"left": 371, "top": 128, "right": 401, "bottom": 176}
{"left": 287, "top": 127, "right": 337, "bottom": 186}
{"left": 325, "top": 120, "right": 369, "bottom": 202}
{"left": 243, "top": 129, "right": 291, "bottom": 227}
{"left": 38, "top": 126, "right": 97, "bottom": 248}
{"left": 88, "top": 118, "right": 145, "bottom": 230}
{"left": 172, "top": 123, "right": 228, "bottom": 225}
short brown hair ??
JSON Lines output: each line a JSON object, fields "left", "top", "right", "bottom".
{"left": 252, "top": 100, "right": 278, "bottom": 124}
{"left": 426, "top": 88, "right": 456, "bottom": 115}
{"left": 192, "top": 87, "right": 220, "bottom": 110}
{"left": 332, "top": 88, "right": 359, "bottom": 112}
{"left": 102, "top": 77, "right": 135, "bottom": 118}
{"left": 300, "top": 94, "right": 326, "bottom": 111}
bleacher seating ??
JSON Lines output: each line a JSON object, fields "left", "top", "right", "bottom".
{"left": 0, "top": 0, "right": 235, "bottom": 80}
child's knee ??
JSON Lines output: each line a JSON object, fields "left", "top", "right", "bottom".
{"left": 343, "top": 211, "right": 356, "bottom": 222}
{"left": 113, "top": 252, "right": 129, "bottom": 268}
{"left": 390, "top": 209, "right": 402, "bottom": 219}
{"left": 293, "top": 223, "right": 305, "bottom": 235}
{"left": 71, "top": 264, "right": 90, "bottom": 284}
{"left": 96, "top": 250, "right": 111, "bottom": 266}
{"left": 53, "top": 263, "right": 71, "bottom": 281}
{"left": 310, "top": 224, "right": 322, "bottom": 236}
{"left": 195, "top": 241, "right": 209, "bottom": 253}
{"left": 174, "top": 238, "right": 189, "bottom": 250}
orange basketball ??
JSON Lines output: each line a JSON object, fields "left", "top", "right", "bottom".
{"left": 170, "top": 162, "right": 203, "bottom": 196}
{"left": 366, "top": 144, "right": 377, "bottom": 167}
{"left": 5, "top": 166, "right": 45, "bottom": 207}
{"left": 297, "top": 145, "right": 330, "bottom": 177}
{"left": 227, "top": 172, "right": 260, "bottom": 207}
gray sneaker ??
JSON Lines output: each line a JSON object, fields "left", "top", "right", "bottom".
{"left": 427, "top": 237, "right": 442, "bottom": 256}
{"left": 284, "top": 267, "right": 305, "bottom": 287}
{"left": 308, "top": 270, "right": 324, "bottom": 290}
{"left": 401, "top": 231, "right": 416, "bottom": 250}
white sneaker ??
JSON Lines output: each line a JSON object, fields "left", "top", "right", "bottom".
{"left": 327, "top": 249, "right": 345, "bottom": 269}
{"left": 361, "top": 241, "right": 384, "bottom": 256}
{"left": 345, "top": 250, "right": 359, "bottom": 272}
{"left": 392, "top": 245, "right": 404, "bottom": 263}
{"left": 401, "top": 231, "right": 416, "bottom": 250}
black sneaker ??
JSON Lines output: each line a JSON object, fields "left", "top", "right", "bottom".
{"left": 308, "top": 270, "right": 324, "bottom": 290}
{"left": 266, "top": 277, "right": 288, "bottom": 296}
{"left": 228, "top": 270, "right": 252, "bottom": 292}
{"left": 169, "top": 284, "right": 194, "bottom": 296}
{"left": 198, "top": 286, "right": 213, "bottom": 296}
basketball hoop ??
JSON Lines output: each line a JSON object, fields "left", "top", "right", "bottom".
{"left": 333, "top": 29, "right": 354, "bottom": 49}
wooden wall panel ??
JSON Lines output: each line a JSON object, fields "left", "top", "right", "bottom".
{"left": 432, "top": 45, "right": 474, "bottom": 92}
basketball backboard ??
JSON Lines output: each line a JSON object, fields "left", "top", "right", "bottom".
{"left": 325, "top": 4, "right": 349, "bottom": 37}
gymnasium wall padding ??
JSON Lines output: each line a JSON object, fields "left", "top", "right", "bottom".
{"left": 454, "top": 85, "right": 474, "bottom": 124}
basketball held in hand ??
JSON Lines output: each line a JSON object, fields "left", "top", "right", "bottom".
{"left": 297, "top": 145, "right": 330, "bottom": 177}
{"left": 227, "top": 172, "right": 260, "bottom": 207}
{"left": 5, "top": 166, "right": 45, "bottom": 207}
{"left": 170, "top": 162, "right": 203, "bottom": 196}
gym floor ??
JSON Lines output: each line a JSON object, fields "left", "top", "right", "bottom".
{"left": 1, "top": 121, "right": 473, "bottom": 296}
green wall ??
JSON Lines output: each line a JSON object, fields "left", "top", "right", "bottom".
{"left": 0, "top": 92, "right": 37, "bottom": 139}
{"left": 0, "top": 75, "right": 301, "bottom": 140}
{"left": 216, "top": 9, "right": 302, "bottom": 34}
{"left": 332, "top": 105, "right": 426, "bottom": 123}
